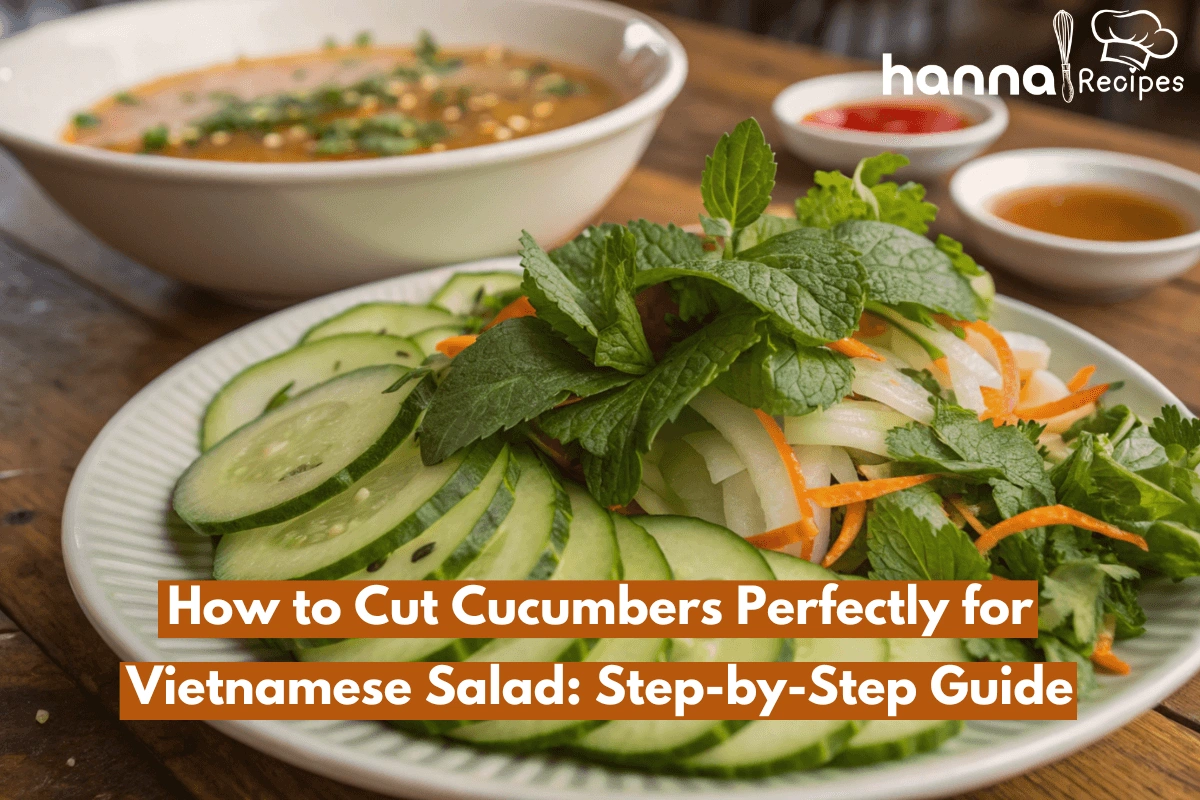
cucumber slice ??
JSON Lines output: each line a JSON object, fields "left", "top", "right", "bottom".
{"left": 302, "top": 303, "right": 460, "bottom": 342}
{"left": 392, "top": 480, "right": 620, "bottom": 737}
{"left": 412, "top": 325, "right": 469, "bottom": 357}
{"left": 448, "top": 515, "right": 671, "bottom": 751}
{"left": 295, "top": 449, "right": 569, "bottom": 665}
{"left": 833, "top": 637, "right": 966, "bottom": 767}
{"left": 274, "top": 445, "right": 522, "bottom": 650}
{"left": 213, "top": 437, "right": 502, "bottom": 580}
{"left": 175, "top": 366, "right": 432, "bottom": 535}
{"left": 431, "top": 271, "right": 523, "bottom": 315}
{"left": 200, "top": 334, "right": 422, "bottom": 450}
{"left": 572, "top": 515, "right": 783, "bottom": 766}
{"left": 675, "top": 550, "right": 884, "bottom": 777}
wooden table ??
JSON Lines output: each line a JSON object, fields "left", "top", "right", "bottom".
{"left": 2, "top": 12, "right": 1199, "bottom": 800}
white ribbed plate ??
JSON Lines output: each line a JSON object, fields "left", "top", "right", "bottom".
{"left": 63, "top": 257, "right": 1200, "bottom": 799}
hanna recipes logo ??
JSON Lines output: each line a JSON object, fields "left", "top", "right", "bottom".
{"left": 883, "top": 8, "right": 1184, "bottom": 102}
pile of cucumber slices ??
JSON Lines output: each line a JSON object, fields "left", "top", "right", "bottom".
{"left": 173, "top": 270, "right": 963, "bottom": 777}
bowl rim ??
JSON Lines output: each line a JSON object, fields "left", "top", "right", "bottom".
{"left": 0, "top": 0, "right": 687, "bottom": 184}
{"left": 771, "top": 71, "right": 1009, "bottom": 151}
{"left": 949, "top": 147, "right": 1200, "bottom": 256}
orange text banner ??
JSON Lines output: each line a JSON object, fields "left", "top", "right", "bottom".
{"left": 120, "top": 660, "right": 1075, "bottom": 721}
{"left": 157, "top": 580, "right": 1038, "bottom": 639}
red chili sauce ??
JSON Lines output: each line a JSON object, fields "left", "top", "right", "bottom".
{"left": 803, "top": 101, "right": 972, "bottom": 134}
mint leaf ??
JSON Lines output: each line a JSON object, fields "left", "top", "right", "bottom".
{"left": 833, "top": 221, "right": 984, "bottom": 321}
{"left": 734, "top": 213, "right": 803, "bottom": 253}
{"left": 520, "top": 229, "right": 652, "bottom": 374}
{"left": 713, "top": 328, "right": 854, "bottom": 416}
{"left": 636, "top": 228, "right": 866, "bottom": 345}
{"left": 794, "top": 154, "right": 937, "bottom": 234}
{"left": 866, "top": 499, "right": 990, "bottom": 581}
{"left": 419, "top": 317, "right": 632, "bottom": 463}
{"left": 592, "top": 228, "right": 655, "bottom": 373}
{"left": 539, "top": 308, "right": 765, "bottom": 506}
{"left": 700, "top": 118, "right": 776, "bottom": 231}
{"left": 626, "top": 219, "right": 708, "bottom": 269}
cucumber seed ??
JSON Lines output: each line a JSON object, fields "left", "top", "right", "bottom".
{"left": 263, "top": 441, "right": 288, "bottom": 457}
{"left": 354, "top": 487, "right": 371, "bottom": 503}
{"left": 327, "top": 522, "right": 346, "bottom": 537}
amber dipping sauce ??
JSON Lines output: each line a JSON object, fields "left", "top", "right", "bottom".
{"left": 990, "top": 184, "right": 1193, "bottom": 242}
{"left": 803, "top": 101, "right": 972, "bottom": 134}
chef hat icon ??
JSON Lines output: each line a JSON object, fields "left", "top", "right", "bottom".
{"left": 1091, "top": 10, "right": 1178, "bottom": 70}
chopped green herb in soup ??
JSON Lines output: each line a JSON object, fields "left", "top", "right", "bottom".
{"left": 64, "top": 32, "right": 621, "bottom": 162}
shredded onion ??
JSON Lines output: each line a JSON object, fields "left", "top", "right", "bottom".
{"left": 682, "top": 429, "right": 747, "bottom": 484}
{"left": 791, "top": 444, "right": 832, "bottom": 563}
{"left": 850, "top": 357, "right": 935, "bottom": 424}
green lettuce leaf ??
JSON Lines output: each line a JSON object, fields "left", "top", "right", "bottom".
{"left": 539, "top": 307, "right": 765, "bottom": 506}
{"left": 700, "top": 118, "right": 776, "bottom": 231}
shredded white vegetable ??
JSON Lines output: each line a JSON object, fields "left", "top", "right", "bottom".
{"left": 784, "top": 400, "right": 912, "bottom": 457}
{"left": 1002, "top": 331, "right": 1051, "bottom": 373}
{"left": 691, "top": 388, "right": 801, "bottom": 531}
{"left": 721, "top": 469, "right": 766, "bottom": 538}
{"left": 634, "top": 484, "right": 676, "bottom": 515}
{"left": 791, "top": 445, "right": 831, "bottom": 563}
{"left": 682, "top": 429, "right": 747, "bottom": 484}
{"left": 827, "top": 446, "right": 859, "bottom": 486}
{"left": 850, "top": 357, "right": 935, "bottom": 424}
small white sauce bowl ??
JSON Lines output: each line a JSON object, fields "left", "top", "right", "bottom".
{"left": 950, "top": 148, "right": 1200, "bottom": 300}
{"left": 771, "top": 71, "right": 1008, "bottom": 179}
{"left": 0, "top": 0, "right": 686, "bottom": 304}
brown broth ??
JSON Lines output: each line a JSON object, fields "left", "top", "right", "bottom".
{"left": 990, "top": 184, "right": 1192, "bottom": 242}
{"left": 63, "top": 40, "right": 622, "bottom": 162}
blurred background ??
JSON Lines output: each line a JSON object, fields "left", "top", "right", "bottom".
{"left": 3, "top": 0, "right": 1198, "bottom": 139}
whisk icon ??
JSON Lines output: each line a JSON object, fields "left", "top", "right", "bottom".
{"left": 1055, "top": 10, "right": 1075, "bottom": 103}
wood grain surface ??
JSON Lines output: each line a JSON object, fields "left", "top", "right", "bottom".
{"left": 1, "top": 10, "right": 1198, "bottom": 800}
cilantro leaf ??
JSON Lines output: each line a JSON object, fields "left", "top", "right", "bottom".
{"left": 832, "top": 221, "right": 984, "bottom": 321}
{"left": 794, "top": 154, "right": 937, "bottom": 234}
{"left": 965, "top": 637, "right": 1033, "bottom": 662}
{"left": 520, "top": 229, "right": 653, "bottom": 374}
{"left": 1038, "top": 634, "right": 1097, "bottom": 695}
{"left": 866, "top": 492, "right": 990, "bottom": 581}
{"left": 713, "top": 328, "right": 854, "bottom": 416}
{"left": 1149, "top": 405, "right": 1200, "bottom": 452}
{"left": 700, "top": 118, "right": 776, "bottom": 231}
{"left": 636, "top": 228, "right": 867, "bottom": 345}
{"left": 539, "top": 308, "right": 765, "bottom": 506}
{"left": 887, "top": 400, "right": 1055, "bottom": 509}
{"left": 419, "top": 317, "right": 632, "bottom": 463}
{"left": 1038, "top": 559, "right": 1131, "bottom": 645}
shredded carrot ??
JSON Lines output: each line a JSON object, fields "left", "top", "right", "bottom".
{"left": 854, "top": 312, "right": 889, "bottom": 339}
{"left": 989, "top": 574, "right": 1009, "bottom": 581}
{"left": 974, "top": 505, "right": 1148, "bottom": 554}
{"left": 947, "top": 496, "right": 989, "bottom": 537}
{"left": 746, "top": 523, "right": 806, "bottom": 551}
{"left": 1091, "top": 615, "right": 1131, "bottom": 675}
{"left": 965, "top": 321, "right": 1019, "bottom": 426}
{"left": 932, "top": 356, "right": 950, "bottom": 374}
{"left": 828, "top": 337, "right": 885, "bottom": 361}
{"left": 1066, "top": 364, "right": 1097, "bottom": 392}
{"left": 753, "top": 409, "right": 820, "bottom": 557}
{"left": 435, "top": 334, "right": 477, "bottom": 358}
{"left": 482, "top": 295, "right": 537, "bottom": 331}
{"left": 1016, "top": 383, "right": 1110, "bottom": 421}
{"left": 821, "top": 501, "right": 866, "bottom": 568}
{"left": 805, "top": 474, "right": 939, "bottom": 508}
